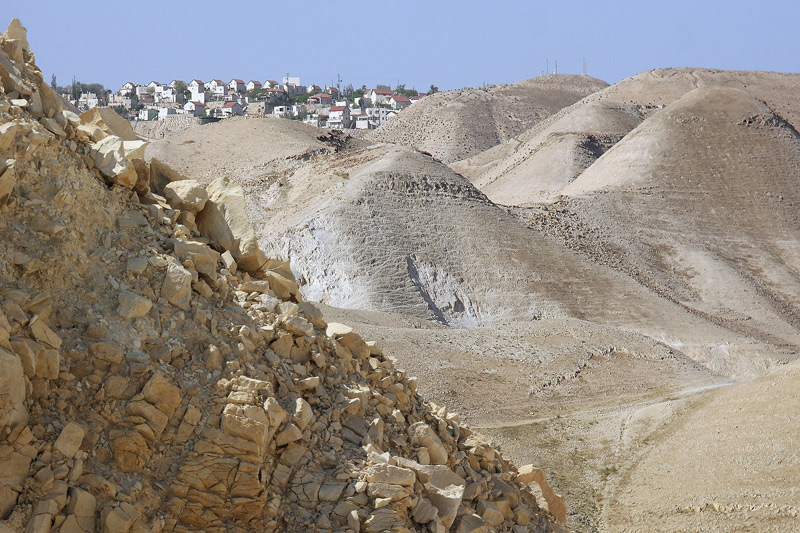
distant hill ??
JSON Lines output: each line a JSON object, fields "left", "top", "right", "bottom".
{"left": 367, "top": 74, "right": 609, "bottom": 164}
{"left": 454, "top": 68, "right": 800, "bottom": 205}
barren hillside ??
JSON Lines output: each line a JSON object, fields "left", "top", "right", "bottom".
{"left": 454, "top": 68, "right": 800, "bottom": 205}
{"left": 368, "top": 75, "right": 608, "bottom": 164}
{"left": 146, "top": 116, "right": 366, "bottom": 185}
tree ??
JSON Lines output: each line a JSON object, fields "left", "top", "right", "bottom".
{"left": 429, "top": 84, "right": 439, "bottom": 94}
{"left": 377, "top": 84, "right": 390, "bottom": 90}
{"left": 343, "top": 83, "right": 354, "bottom": 99}
{"left": 394, "top": 83, "right": 405, "bottom": 94}
{"left": 50, "top": 74, "right": 57, "bottom": 91}
{"left": 173, "top": 80, "right": 190, "bottom": 102}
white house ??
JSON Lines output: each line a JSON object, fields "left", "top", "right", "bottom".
{"left": 147, "top": 81, "right": 164, "bottom": 93}
{"left": 365, "top": 88, "right": 393, "bottom": 105}
{"left": 138, "top": 108, "right": 158, "bottom": 120}
{"left": 264, "top": 79, "right": 279, "bottom": 89}
{"left": 388, "top": 95, "right": 411, "bottom": 110}
{"left": 282, "top": 75, "right": 301, "bottom": 86}
{"left": 327, "top": 105, "right": 351, "bottom": 129}
{"left": 184, "top": 101, "right": 206, "bottom": 117}
{"left": 229, "top": 79, "right": 246, "bottom": 95}
{"left": 307, "top": 85, "right": 322, "bottom": 94}
{"left": 205, "top": 79, "right": 227, "bottom": 98}
{"left": 246, "top": 80, "right": 262, "bottom": 92}
{"left": 220, "top": 101, "right": 243, "bottom": 117}
{"left": 354, "top": 113, "right": 372, "bottom": 129}
{"left": 325, "top": 86, "right": 340, "bottom": 97}
{"left": 158, "top": 107, "right": 177, "bottom": 120}
{"left": 77, "top": 92, "right": 99, "bottom": 110}
{"left": 365, "top": 107, "right": 396, "bottom": 127}
{"left": 119, "top": 82, "right": 137, "bottom": 96}
{"left": 273, "top": 105, "right": 292, "bottom": 118}
{"left": 188, "top": 79, "right": 205, "bottom": 103}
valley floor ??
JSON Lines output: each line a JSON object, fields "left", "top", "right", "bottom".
{"left": 319, "top": 305, "right": 800, "bottom": 532}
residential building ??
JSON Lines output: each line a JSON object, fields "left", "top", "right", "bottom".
{"left": 229, "top": 79, "right": 246, "bottom": 95}
{"left": 184, "top": 101, "right": 205, "bottom": 117}
{"left": 205, "top": 79, "right": 227, "bottom": 98}
{"left": 354, "top": 113, "right": 372, "bottom": 129}
{"left": 308, "top": 92, "right": 333, "bottom": 105}
{"left": 220, "top": 101, "right": 243, "bottom": 117}
{"left": 264, "top": 79, "right": 279, "bottom": 89}
{"left": 120, "top": 82, "right": 137, "bottom": 96}
{"left": 266, "top": 88, "right": 287, "bottom": 104}
{"left": 365, "top": 88, "right": 393, "bottom": 105}
{"left": 188, "top": 79, "right": 206, "bottom": 103}
{"left": 158, "top": 107, "right": 177, "bottom": 120}
{"left": 273, "top": 105, "right": 292, "bottom": 118}
{"left": 388, "top": 95, "right": 411, "bottom": 110}
{"left": 325, "top": 86, "right": 340, "bottom": 96}
{"left": 138, "top": 108, "right": 158, "bottom": 120}
{"left": 246, "top": 80, "right": 262, "bottom": 92}
{"left": 307, "top": 85, "right": 322, "bottom": 94}
{"left": 327, "top": 105, "right": 352, "bottom": 129}
{"left": 107, "top": 94, "right": 131, "bottom": 108}
{"left": 77, "top": 92, "right": 99, "bottom": 110}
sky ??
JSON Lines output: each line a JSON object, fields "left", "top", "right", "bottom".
{"left": 8, "top": 0, "right": 800, "bottom": 93}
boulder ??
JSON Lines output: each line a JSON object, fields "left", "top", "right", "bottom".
{"left": 117, "top": 290, "right": 153, "bottom": 319}
{"left": 196, "top": 176, "right": 266, "bottom": 273}
{"left": 53, "top": 422, "right": 85, "bottom": 459}
{"left": 163, "top": 180, "right": 208, "bottom": 213}
{"left": 0, "top": 347, "right": 26, "bottom": 427}
{"left": 79, "top": 106, "right": 138, "bottom": 141}
{"left": 0, "top": 159, "right": 16, "bottom": 203}
{"left": 516, "top": 465, "right": 566, "bottom": 524}
{"left": 89, "top": 135, "right": 147, "bottom": 188}
{"left": 408, "top": 422, "right": 448, "bottom": 465}
{"left": 161, "top": 261, "right": 193, "bottom": 311}
{"left": 366, "top": 463, "right": 416, "bottom": 486}
{"left": 149, "top": 158, "right": 187, "bottom": 194}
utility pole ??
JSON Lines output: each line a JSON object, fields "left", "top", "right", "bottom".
{"left": 337, "top": 73, "right": 341, "bottom": 91}
{"left": 546, "top": 58, "right": 549, "bottom": 76}
{"left": 554, "top": 61, "right": 558, "bottom": 75}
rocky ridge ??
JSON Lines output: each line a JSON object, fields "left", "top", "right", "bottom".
{"left": 0, "top": 19, "right": 564, "bottom": 533}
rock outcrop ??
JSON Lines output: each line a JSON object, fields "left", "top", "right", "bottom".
{"left": 0, "top": 18, "right": 564, "bottom": 533}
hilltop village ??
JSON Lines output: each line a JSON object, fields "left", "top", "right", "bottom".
{"left": 64, "top": 76, "right": 433, "bottom": 130}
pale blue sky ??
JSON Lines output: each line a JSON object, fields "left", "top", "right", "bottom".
{"left": 9, "top": 0, "right": 799, "bottom": 92}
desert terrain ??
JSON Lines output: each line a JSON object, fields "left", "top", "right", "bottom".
{"left": 147, "top": 67, "right": 800, "bottom": 532}
{"left": 1, "top": 13, "right": 798, "bottom": 531}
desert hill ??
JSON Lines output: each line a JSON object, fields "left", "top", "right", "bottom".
{"left": 0, "top": 19, "right": 564, "bottom": 532}
{"left": 367, "top": 74, "right": 608, "bottom": 164}
{"left": 150, "top": 118, "right": 795, "bottom": 377}
{"left": 454, "top": 67, "right": 800, "bottom": 204}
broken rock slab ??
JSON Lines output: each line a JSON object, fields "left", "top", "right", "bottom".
{"left": 196, "top": 176, "right": 266, "bottom": 273}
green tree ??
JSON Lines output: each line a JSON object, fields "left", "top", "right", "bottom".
{"left": 394, "top": 83, "right": 405, "bottom": 94}
{"left": 428, "top": 84, "right": 439, "bottom": 94}
{"left": 50, "top": 74, "right": 57, "bottom": 90}
{"left": 173, "top": 80, "right": 190, "bottom": 102}
{"left": 377, "top": 84, "right": 390, "bottom": 90}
